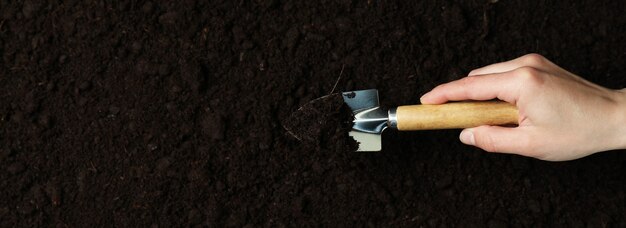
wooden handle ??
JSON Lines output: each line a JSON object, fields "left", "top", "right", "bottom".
{"left": 395, "top": 101, "right": 518, "bottom": 130}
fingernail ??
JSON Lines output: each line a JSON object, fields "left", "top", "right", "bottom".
{"left": 460, "top": 130, "right": 475, "bottom": 145}
{"left": 419, "top": 93, "right": 429, "bottom": 103}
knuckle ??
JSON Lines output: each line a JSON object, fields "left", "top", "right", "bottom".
{"left": 521, "top": 53, "right": 546, "bottom": 66}
{"left": 458, "top": 77, "right": 479, "bottom": 97}
{"left": 475, "top": 128, "right": 499, "bottom": 152}
{"left": 515, "top": 66, "right": 538, "bottom": 77}
{"left": 460, "top": 75, "right": 479, "bottom": 85}
{"left": 514, "top": 67, "right": 544, "bottom": 86}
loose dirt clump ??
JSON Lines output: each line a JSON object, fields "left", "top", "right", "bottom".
{"left": 282, "top": 93, "right": 356, "bottom": 149}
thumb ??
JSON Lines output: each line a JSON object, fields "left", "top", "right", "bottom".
{"left": 460, "top": 126, "right": 529, "bottom": 154}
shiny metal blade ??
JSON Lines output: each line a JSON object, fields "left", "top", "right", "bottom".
{"left": 349, "top": 131, "right": 382, "bottom": 152}
{"left": 342, "top": 89, "right": 387, "bottom": 152}
{"left": 341, "top": 89, "right": 380, "bottom": 112}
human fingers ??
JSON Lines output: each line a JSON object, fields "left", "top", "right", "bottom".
{"left": 468, "top": 53, "right": 560, "bottom": 76}
{"left": 420, "top": 67, "right": 544, "bottom": 104}
{"left": 460, "top": 125, "right": 534, "bottom": 157}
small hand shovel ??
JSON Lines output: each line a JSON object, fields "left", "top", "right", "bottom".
{"left": 343, "top": 89, "right": 519, "bottom": 151}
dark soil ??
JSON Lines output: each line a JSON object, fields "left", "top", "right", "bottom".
{"left": 282, "top": 93, "right": 355, "bottom": 147}
{"left": 1, "top": 0, "right": 625, "bottom": 227}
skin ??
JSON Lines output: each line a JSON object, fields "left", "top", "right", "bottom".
{"left": 420, "top": 54, "right": 626, "bottom": 161}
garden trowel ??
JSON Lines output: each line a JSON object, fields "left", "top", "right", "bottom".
{"left": 342, "top": 89, "right": 519, "bottom": 151}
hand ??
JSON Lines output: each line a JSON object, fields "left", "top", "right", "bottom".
{"left": 420, "top": 54, "right": 626, "bottom": 161}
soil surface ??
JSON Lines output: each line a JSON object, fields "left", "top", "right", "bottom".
{"left": 2, "top": 0, "right": 626, "bottom": 227}
{"left": 282, "top": 93, "right": 355, "bottom": 146}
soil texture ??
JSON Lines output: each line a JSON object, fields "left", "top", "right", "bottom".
{"left": 282, "top": 93, "right": 354, "bottom": 147}
{"left": 1, "top": 0, "right": 626, "bottom": 227}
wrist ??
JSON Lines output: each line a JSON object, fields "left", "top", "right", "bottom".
{"left": 611, "top": 89, "right": 626, "bottom": 150}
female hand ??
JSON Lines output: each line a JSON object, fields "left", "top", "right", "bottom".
{"left": 420, "top": 54, "right": 626, "bottom": 161}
